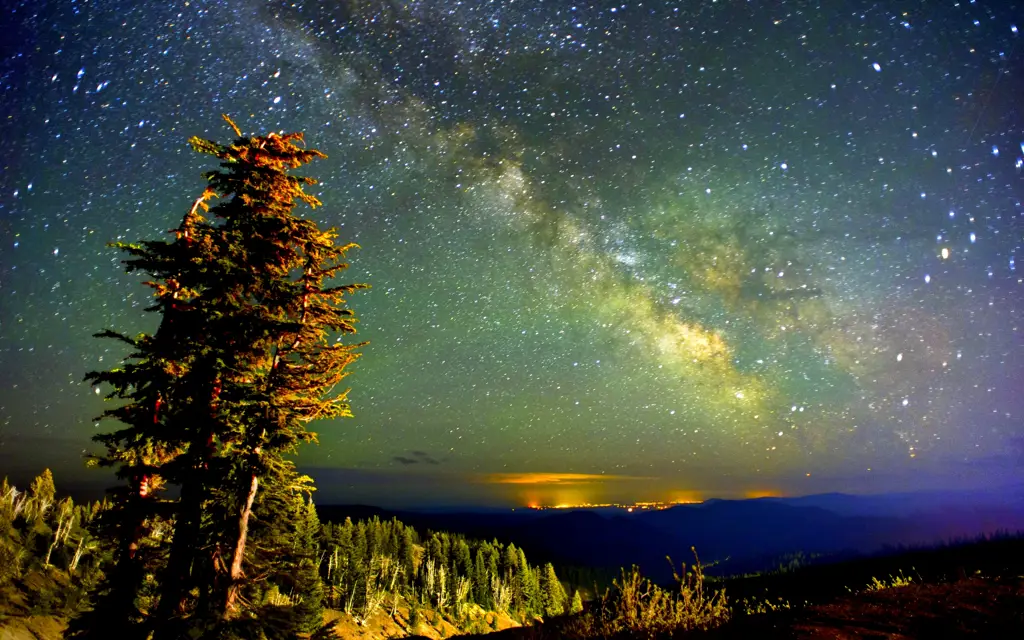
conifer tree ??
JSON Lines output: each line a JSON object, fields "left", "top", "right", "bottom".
{"left": 473, "top": 547, "right": 490, "bottom": 606}
{"left": 502, "top": 543, "right": 519, "bottom": 579}
{"left": 28, "top": 469, "right": 56, "bottom": 520}
{"left": 292, "top": 556, "right": 326, "bottom": 634}
{"left": 397, "top": 526, "right": 416, "bottom": 576}
{"left": 539, "top": 562, "right": 567, "bottom": 617}
{"left": 570, "top": 589, "right": 583, "bottom": 615}
{"left": 295, "top": 496, "right": 321, "bottom": 555}
{"left": 187, "top": 118, "right": 366, "bottom": 623}
{"left": 516, "top": 547, "right": 536, "bottom": 617}
{"left": 77, "top": 116, "right": 366, "bottom": 638}
{"left": 453, "top": 538, "right": 472, "bottom": 581}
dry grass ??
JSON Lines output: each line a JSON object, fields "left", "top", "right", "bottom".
{"left": 862, "top": 569, "right": 915, "bottom": 592}
{"left": 563, "top": 548, "right": 729, "bottom": 639}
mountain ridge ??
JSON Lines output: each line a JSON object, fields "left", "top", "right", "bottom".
{"left": 318, "top": 490, "right": 1024, "bottom": 580}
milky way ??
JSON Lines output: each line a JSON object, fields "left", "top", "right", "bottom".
{"left": 1, "top": 1, "right": 1021, "bottom": 506}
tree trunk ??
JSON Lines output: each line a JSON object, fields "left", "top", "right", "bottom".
{"left": 222, "top": 472, "right": 259, "bottom": 618}
{"left": 44, "top": 527, "right": 60, "bottom": 566}
{"left": 154, "top": 386, "right": 220, "bottom": 637}
{"left": 70, "top": 537, "right": 85, "bottom": 573}
{"left": 87, "top": 482, "right": 155, "bottom": 640}
{"left": 44, "top": 501, "right": 73, "bottom": 566}
{"left": 151, "top": 478, "right": 204, "bottom": 639}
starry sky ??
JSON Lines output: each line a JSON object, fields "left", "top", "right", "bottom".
{"left": 1, "top": 0, "right": 1022, "bottom": 508}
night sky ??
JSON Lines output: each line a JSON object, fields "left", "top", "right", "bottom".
{"left": 1, "top": 1, "right": 1022, "bottom": 507}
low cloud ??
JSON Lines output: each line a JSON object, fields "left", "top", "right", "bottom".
{"left": 392, "top": 451, "right": 441, "bottom": 466}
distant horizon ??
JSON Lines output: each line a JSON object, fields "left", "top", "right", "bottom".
{"left": 5, "top": 457, "right": 1021, "bottom": 513}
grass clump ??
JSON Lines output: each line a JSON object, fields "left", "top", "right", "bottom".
{"left": 740, "top": 596, "right": 792, "bottom": 615}
{"left": 565, "top": 548, "right": 729, "bottom": 639}
{"left": 864, "top": 569, "right": 915, "bottom": 591}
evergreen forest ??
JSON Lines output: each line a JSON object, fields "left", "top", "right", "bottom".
{"left": 0, "top": 469, "right": 574, "bottom": 638}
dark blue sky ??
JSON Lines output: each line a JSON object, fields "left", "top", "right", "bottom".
{"left": 1, "top": 0, "right": 1022, "bottom": 507}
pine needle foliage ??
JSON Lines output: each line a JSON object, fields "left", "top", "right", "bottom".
{"left": 75, "top": 116, "right": 367, "bottom": 639}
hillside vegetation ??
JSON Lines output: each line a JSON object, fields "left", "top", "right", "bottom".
{"left": 0, "top": 470, "right": 573, "bottom": 639}
{"left": 0, "top": 471, "right": 105, "bottom": 623}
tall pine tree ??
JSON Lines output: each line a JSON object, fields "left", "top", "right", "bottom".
{"left": 77, "top": 116, "right": 366, "bottom": 639}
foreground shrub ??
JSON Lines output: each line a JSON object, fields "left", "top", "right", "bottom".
{"left": 565, "top": 548, "right": 729, "bottom": 638}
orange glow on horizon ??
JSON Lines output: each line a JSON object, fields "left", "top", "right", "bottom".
{"left": 478, "top": 472, "right": 653, "bottom": 485}
{"left": 744, "top": 489, "right": 783, "bottom": 499}
{"left": 477, "top": 473, "right": 712, "bottom": 509}
{"left": 667, "top": 489, "right": 705, "bottom": 503}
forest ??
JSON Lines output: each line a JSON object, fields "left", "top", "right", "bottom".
{"left": 0, "top": 469, "right": 581, "bottom": 638}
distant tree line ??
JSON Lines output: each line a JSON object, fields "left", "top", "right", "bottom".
{"left": 318, "top": 515, "right": 570, "bottom": 624}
